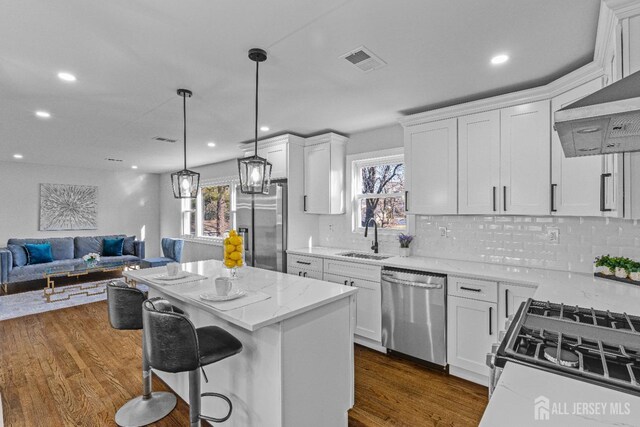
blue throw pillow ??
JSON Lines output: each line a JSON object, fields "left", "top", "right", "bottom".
{"left": 24, "top": 243, "right": 54, "bottom": 265}
{"left": 7, "top": 244, "right": 28, "bottom": 267}
{"left": 103, "top": 238, "right": 124, "bottom": 256}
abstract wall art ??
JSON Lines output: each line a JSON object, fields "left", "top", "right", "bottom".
{"left": 39, "top": 184, "right": 98, "bottom": 231}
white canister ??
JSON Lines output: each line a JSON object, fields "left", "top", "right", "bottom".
{"left": 399, "top": 247, "right": 411, "bottom": 257}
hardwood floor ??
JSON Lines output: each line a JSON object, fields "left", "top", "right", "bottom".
{"left": 0, "top": 301, "right": 487, "bottom": 426}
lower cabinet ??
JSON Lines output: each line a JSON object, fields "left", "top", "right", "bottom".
{"left": 287, "top": 254, "right": 323, "bottom": 279}
{"left": 325, "top": 272, "right": 381, "bottom": 342}
{"left": 497, "top": 282, "right": 537, "bottom": 331}
{"left": 288, "top": 267, "right": 323, "bottom": 280}
{"left": 447, "top": 295, "right": 497, "bottom": 382}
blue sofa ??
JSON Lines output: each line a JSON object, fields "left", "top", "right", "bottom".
{"left": 0, "top": 235, "right": 145, "bottom": 290}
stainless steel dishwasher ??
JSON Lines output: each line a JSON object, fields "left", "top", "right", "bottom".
{"left": 381, "top": 267, "right": 447, "bottom": 366}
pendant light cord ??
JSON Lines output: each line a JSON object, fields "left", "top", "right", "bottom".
{"left": 254, "top": 59, "right": 259, "bottom": 157}
{"left": 183, "top": 92, "right": 187, "bottom": 170}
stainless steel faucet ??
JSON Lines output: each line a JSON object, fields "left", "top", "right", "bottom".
{"left": 364, "top": 218, "right": 379, "bottom": 254}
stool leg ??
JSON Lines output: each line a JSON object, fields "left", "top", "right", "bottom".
{"left": 114, "top": 335, "right": 177, "bottom": 426}
{"left": 189, "top": 369, "right": 201, "bottom": 427}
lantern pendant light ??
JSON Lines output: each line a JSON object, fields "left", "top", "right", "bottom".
{"left": 171, "top": 89, "right": 200, "bottom": 199}
{"left": 238, "top": 48, "right": 272, "bottom": 195}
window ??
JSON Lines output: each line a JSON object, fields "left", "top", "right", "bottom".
{"left": 182, "top": 183, "right": 236, "bottom": 238}
{"left": 354, "top": 155, "right": 405, "bottom": 230}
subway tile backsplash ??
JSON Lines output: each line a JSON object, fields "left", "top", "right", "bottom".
{"left": 317, "top": 215, "right": 640, "bottom": 274}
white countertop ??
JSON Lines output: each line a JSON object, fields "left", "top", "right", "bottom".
{"left": 289, "top": 246, "right": 640, "bottom": 426}
{"left": 124, "top": 259, "right": 357, "bottom": 332}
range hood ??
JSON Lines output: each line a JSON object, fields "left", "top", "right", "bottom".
{"left": 554, "top": 69, "right": 640, "bottom": 157}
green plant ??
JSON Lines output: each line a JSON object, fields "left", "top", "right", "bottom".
{"left": 595, "top": 255, "right": 611, "bottom": 268}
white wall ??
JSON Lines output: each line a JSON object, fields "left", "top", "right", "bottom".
{"left": 0, "top": 161, "right": 162, "bottom": 257}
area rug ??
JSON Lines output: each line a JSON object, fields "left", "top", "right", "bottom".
{"left": 0, "top": 281, "right": 148, "bottom": 321}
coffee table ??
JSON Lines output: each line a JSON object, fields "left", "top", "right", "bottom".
{"left": 43, "top": 261, "right": 139, "bottom": 303}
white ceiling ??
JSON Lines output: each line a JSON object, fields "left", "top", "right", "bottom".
{"left": 1, "top": 0, "right": 600, "bottom": 173}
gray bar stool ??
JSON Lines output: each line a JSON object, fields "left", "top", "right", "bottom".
{"left": 106, "top": 281, "right": 177, "bottom": 426}
{"left": 143, "top": 297, "right": 243, "bottom": 426}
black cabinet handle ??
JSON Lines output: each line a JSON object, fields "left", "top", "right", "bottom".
{"left": 303, "top": 272, "right": 307, "bottom": 277}
{"left": 405, "top": 191, "right": 409, "bottom": 212}
{"left": 298, "top": 271, "right": 302, "bottom": 276}
{"left": 489, "top": 307, "right": 493, "bottom": 336}
{"left": 350, "top": 281, "right": 354, "bottom": 287}
{"left": 296, "top": 260, "right": 311, "bottom": 265}
{"left": 503, "top": 186, "right": 507, "bottom": 212}
{"left": 600, "top": 173, "right": 612, "bottom": 212}
{"left": 303, "top": 195, "right": 308, "bottom": 212}
{"left": 460, "top": 286, "right": 482, "bottom": 293}
{"left": 492, "top": 187, "right": 497, "bottom": 212}
{"left": 505, "top": 289, "right": 509, "bottom": 318}
{"left": 344, "top": 280, "right": 348, "bottom": 286}
{"left": 551, "top": 184, "right": 557, "bottom": 212}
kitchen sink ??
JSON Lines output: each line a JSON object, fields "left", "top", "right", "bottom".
{"left": 337, "top": 252, "right": 392, "bottom": 261}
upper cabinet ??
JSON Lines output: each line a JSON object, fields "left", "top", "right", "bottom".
{"left": 500, "top": 100, "right": 551, "bottom": 215}
{"left": 242, "top": 134, "right": 300, "bottom": 180}
{"left": 404, "top": 118, "right": 458, "bottom": 215}
{"left": 303, "top": 133, "right": 348, "bottom": 215}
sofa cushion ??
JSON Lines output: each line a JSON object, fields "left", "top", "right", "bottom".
{"left": 123, "top": 236, "right": 136, "bottom": 256}
{"left": 74, "top": 235, "right": 125, "bottom": 258}
{"left": 7, "top": 244, "right": 27, "bottom": 267}
{"left": 8, "top": 259, "right": 84, "bottom": 283}
{"left": 99, "top": 255, "right": 139, "bottom": 264}
{"left": 24, "top": 243, "right": 54, "bottom": 265}
{"left": 8, "top": 237, "right": 74, "bottom": 261}
{"left": 103, "top": 238, "right": 124, "bottom": 256}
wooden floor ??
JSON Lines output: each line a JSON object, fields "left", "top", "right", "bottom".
{"left": 0, "top": 300, "right": 487, "bottom": 426}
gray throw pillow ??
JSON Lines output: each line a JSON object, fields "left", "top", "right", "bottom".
{"left": 123, "top": 236, "right": 136, "bottom": 256}
{"left": 7, "top": 244, "right": 28, "bottom": 267}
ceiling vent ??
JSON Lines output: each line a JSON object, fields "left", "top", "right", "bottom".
{"left": 341, "top": 46, "right": 387, "bottom": 73}
{"left": 105, "top": 158, "right": 123, "bottom": 162}
{"left": 152, "top": 136, "right": 177, "bottom": 143}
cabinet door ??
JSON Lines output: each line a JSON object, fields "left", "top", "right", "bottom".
{"left": 258, "top": 143, "right": 287, "bottom": 179}
{"left": 500, "top": 101, "right": 551, "bottom": 215}
{"left": 497, "top": 283, "right": 536, "bottom": 331}
{"left": 458, "top": 111, "right": 501, "bottom": 214}
{"left": 324, "top": 273, "right": 382, "bottom": 342}
{"left": 303, "top": 143, "right": 331, "bottom": 214}
{"left": 405, "top": 118, "right": 458, "bottom": 214}
{"left": 551, "top": 79, "right": 604, "bottom": 216}
{"left": 447, "top": 296, "right": 497, "bottom": 377}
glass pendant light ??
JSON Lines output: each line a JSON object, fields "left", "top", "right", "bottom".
{"left": 238, "top": 48, "right": 272, "bottom": 194}
{"left": 171, "top": 89, "right": 200, "bottom": 199}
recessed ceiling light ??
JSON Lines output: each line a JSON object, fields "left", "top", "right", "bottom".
{"left": 260, "top": 126, "right": 270, "bottom": 132}
{"left": 207, "top": 142, "right": 216, "bottom": 147}
{"left": 131, "top": 165, "right": 138, "bottom": 169}
{"left": 35, "top": 110, "right": 51, "bottom": 118}
{"left": 57, "top": 72, "right": 77, "bottom": 82}
{"left": 491, "top": 54, "right": 509, "bottom": 65}
{"left": 13, "top": 154, "right": 23, "bottom": 159}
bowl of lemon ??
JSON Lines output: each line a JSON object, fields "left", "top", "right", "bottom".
{"left": 223, "top": 229, "right": 244, "bottom": 277}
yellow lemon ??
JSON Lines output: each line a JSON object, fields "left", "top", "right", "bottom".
{"left": 229, "top": 229, "right": 237, "bottom": 237}
{"left": 225, "top": 244, "right": 235, "bottom": 253}
{"left": 229, "top": 236, "right": 242, "bottom": 246}
{"left": 229, "top": 251, "right": 241, "bottom": 261}
{"left": 235, "top": 245, "right": 244, "bottom": 252}
{"left": 223, "top": 238, "right": 231, "bottom": 245}
{"left": 236, "top": 259, "right": 243, "bottom": 267}
{"left": 224, "top": 259, "right": 236, "bottom": 268}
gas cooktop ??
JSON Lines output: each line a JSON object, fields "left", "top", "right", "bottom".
{"left": 495, "top": 299, "right": 640, "bottom": 396}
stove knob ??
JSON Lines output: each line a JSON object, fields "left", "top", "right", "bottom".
{"left": 491, "top": 343, "right": 500, "bottom": 353}
{"left": 486, "top": 352, "right": 496, "bottom": 369}
{"left": 499, "top": 330, "right": 506, "bottom": 342}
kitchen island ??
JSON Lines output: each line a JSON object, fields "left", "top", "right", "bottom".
{"left": 123, "top": 260, "right": 358, "bottom": 427}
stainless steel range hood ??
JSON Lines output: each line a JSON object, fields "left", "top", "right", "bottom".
{"left": 554, "top": 69, "right": 640, "bottom": 157}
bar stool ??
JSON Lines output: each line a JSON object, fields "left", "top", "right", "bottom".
{"left": 106, "top": 281, "right": 177, "bottom": 426}
{"left": 142, "top": 297, "right": 243, "bottom": 426}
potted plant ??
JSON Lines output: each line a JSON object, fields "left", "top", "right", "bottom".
{"left": 629, "top": 263, "right": 640, "bottom": 282}
{"left": 398, "top": 234, "right": 414, "bottom": 257}
{"left": 595, "top": 255, "right": 613, "bottom": 275}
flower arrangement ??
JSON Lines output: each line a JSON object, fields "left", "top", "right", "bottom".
{"left": 82, "top": 252, "right": 101, "bottom": 265}
{"left": 398, "top": 234, "right": 414, "bottom": 248}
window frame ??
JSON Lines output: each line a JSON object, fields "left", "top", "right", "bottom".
{"left": 181, "top": 177, "right": 238, "bottom": 241}
{"left": 351, "top": 152, "right": 406, "bottom": 233}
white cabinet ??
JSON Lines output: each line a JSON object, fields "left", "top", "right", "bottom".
{"left": 458, "top": 111, "right": 501, "bottom": 214}
{"left": 323, "top": 259, "right": 382, "bottom": 346}
{"left": 497, "top": 283, "right": 536, "bottom": 331}
{"left": 404, "top": 118, "right": 458, "bottom": 214}
{"left": 551, "top": 78, "right": 619, "bottom": 217}
{"left": 500, "top": 100, "right": 551, "bottom": 215}
{"left": 287, "top": 254, "right": 323, "bottom": 279}
{"left": 303, "top": 133, "right": 347, "bottom": 215}
{"left": 258, "top": 143, "right": 287, "bottom": 180}
{"left": 447, "top": 296, "right": 497, "bottom": 380}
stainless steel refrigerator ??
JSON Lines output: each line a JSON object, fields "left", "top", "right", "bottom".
{"left": 236, "top": 180, "right": 287, "bottom": 272}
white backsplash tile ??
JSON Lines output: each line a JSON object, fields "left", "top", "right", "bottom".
{"left": 317, "top": 214, "right": 640, "bottom": 274}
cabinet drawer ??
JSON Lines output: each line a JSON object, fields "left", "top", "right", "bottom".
{"left": 323, "top": 258, "right": 381, "bottom": 282}
{"left": 448, "top": 276, "right": 497, "bottom": 303}
{"left": 288, "top": 267, "right": 323, "bottom": 280}
{"left": 287, "top": 254, "right": 323, "bottom": 272}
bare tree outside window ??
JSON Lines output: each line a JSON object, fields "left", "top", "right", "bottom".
{"left": 357, "top": 160, "right": 405, "bottom": 229}
{"left": 201, "top": 185, "right": 231, "bottom": 237}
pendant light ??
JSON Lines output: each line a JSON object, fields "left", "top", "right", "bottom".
{"left": 171, "top": 88, "right": 200, "bottom": 199}
{"left": 237, "top": 48, "right": 272, "bottom": 194}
